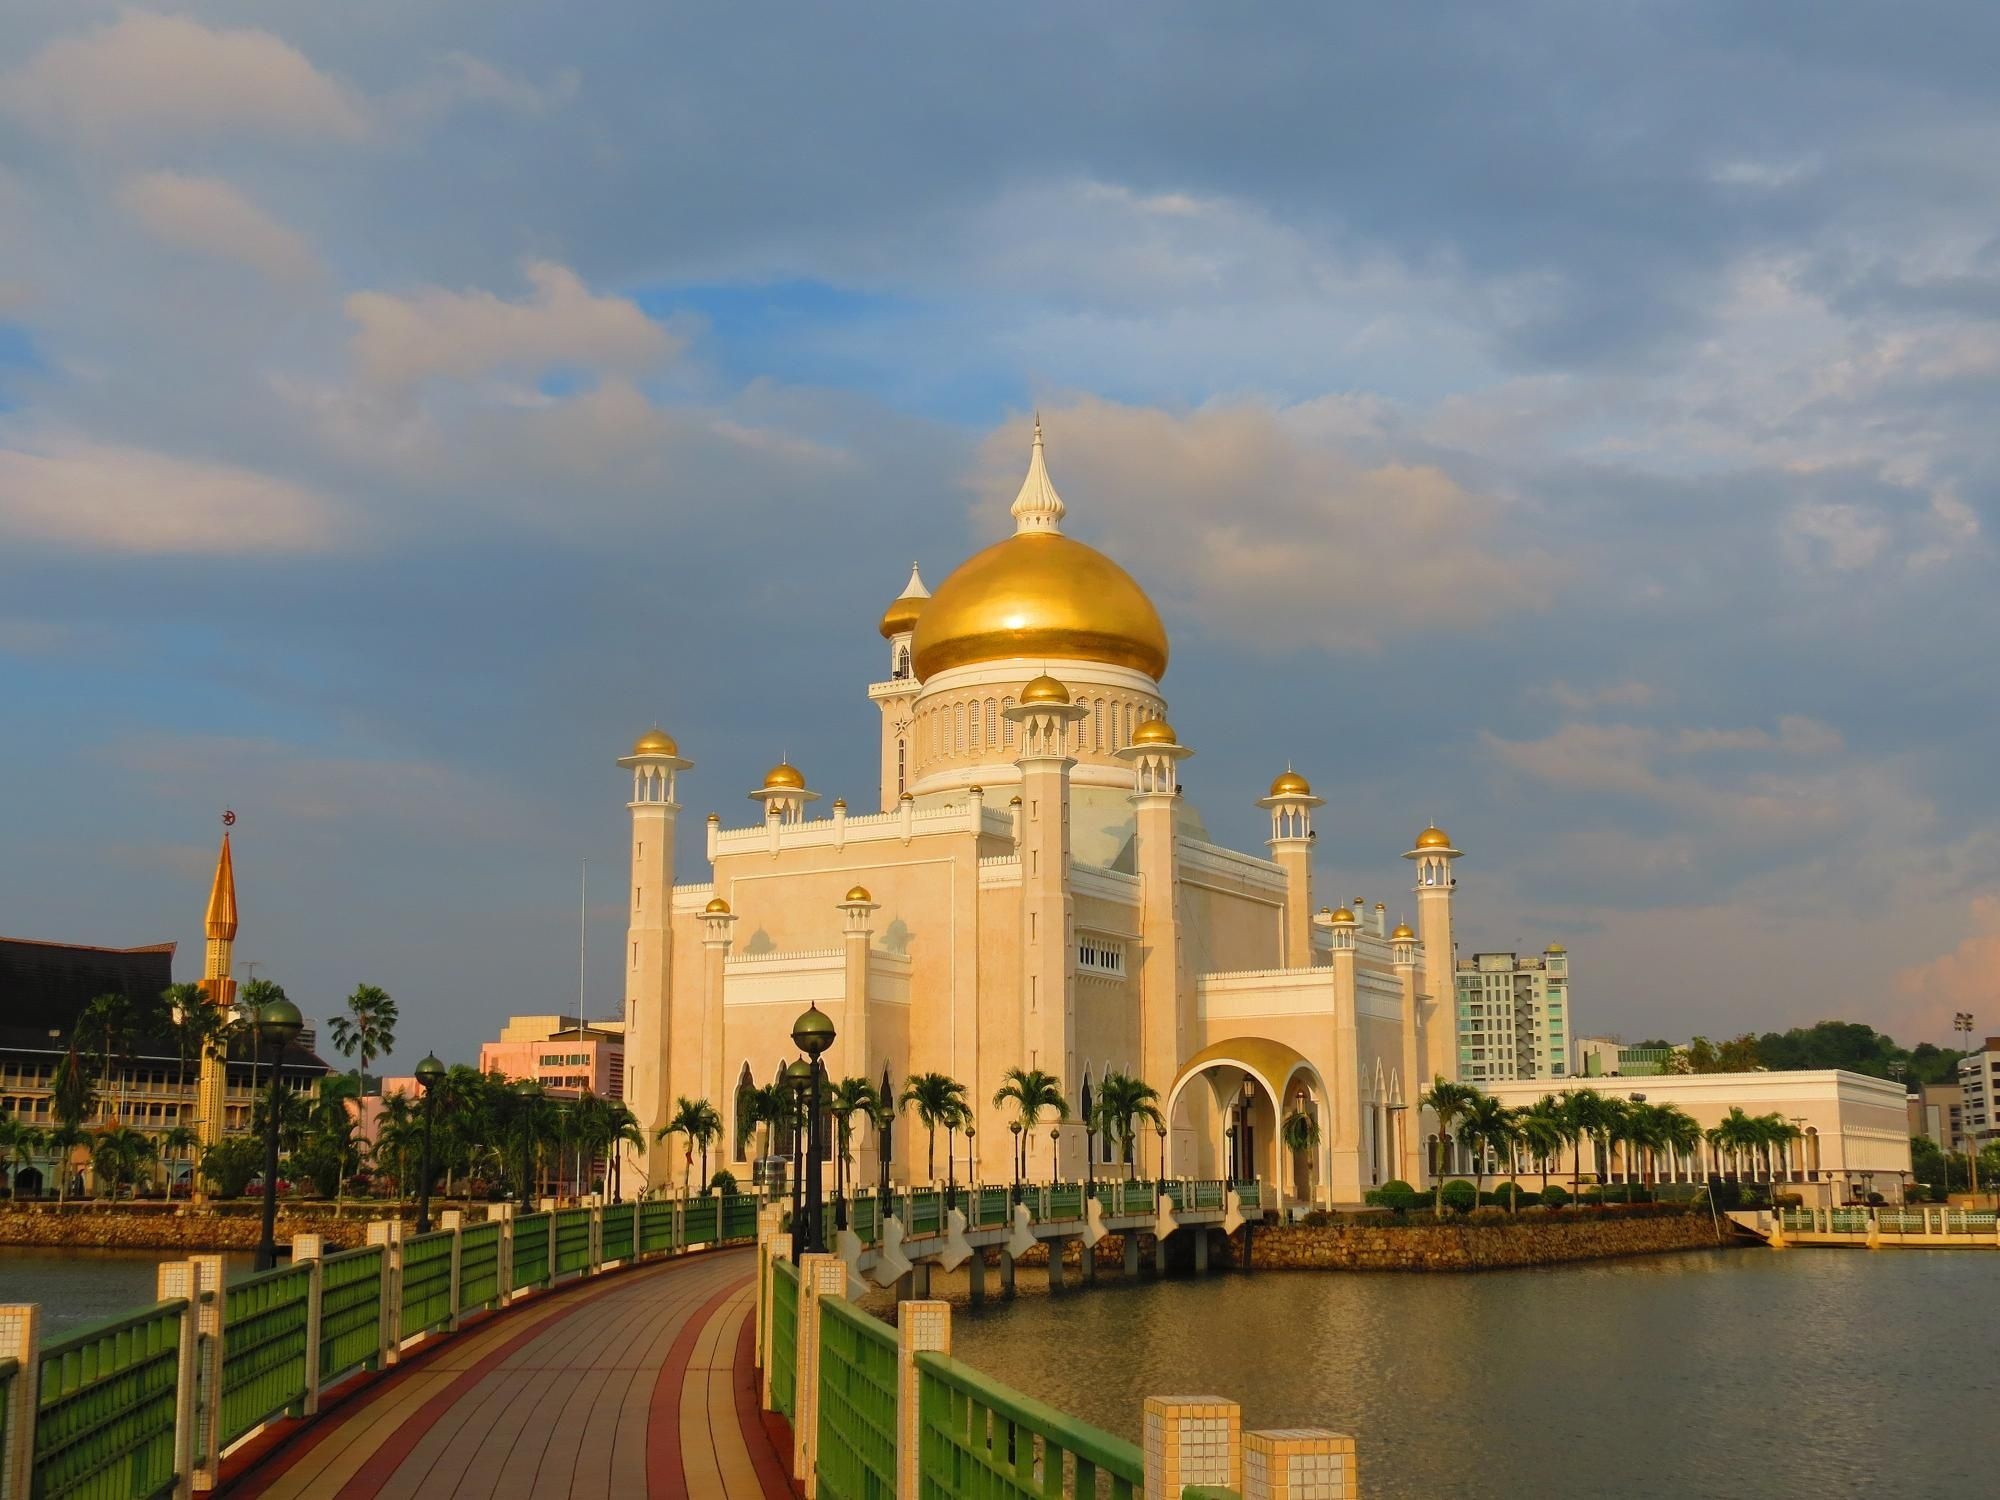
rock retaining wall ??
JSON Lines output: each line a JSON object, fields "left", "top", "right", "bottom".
{"left": 1230, "top": 1211, "right": 1734, "bottom": 1271}
{"left": 0, "top": 1205, "right": 442, "bottom": 1252}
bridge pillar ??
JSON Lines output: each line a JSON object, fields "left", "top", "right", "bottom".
{"left": 1155, "top": 1235, "right": 1169, "bottom": 1275}
{"left": 999, "top": 1250, "right": 1016, "bottom": 1298}
{"left": 912, "top": 1261, "right": 932, "bottom": 1298}
{"left": 1143, "top": 1395, "right": 1241, "bottom": 1498}
{"left": 896, "top": 1301, "right": 951, "bottom": 1500}
{"left": 794, "top": 1253, "right": 847, "bottom": 1493}
{"left": 1194, "top": 1229, "right": 1211, "bottom": 1273}
{"left": 1124, "top": 1235, "right": 1140, "bottom": 1276}
{"left": 291, "top": 1235, "right": 325, "bottom": 1412}
{"left": 1242, "top": 1427, "right": 1358, "bottom": 1499}
{"left": 189, "top": 1253, "right": 227, "bottom": 1490}
{"left": 1080, "top": 1240, "right": 1097, "bottom": 1283}
{"left": 967, "top": 1250, "right": 986, "bottom": 1306}
{"left": 1048, "top": 1240, "right": 1066, "bottom": 1293}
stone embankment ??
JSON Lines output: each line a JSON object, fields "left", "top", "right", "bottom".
{"left": 1229, "top": 1210, "right": 1735, "bottom": 1271}
{"left": 0, "top": 1204, "right": 456, "bottom": 1252}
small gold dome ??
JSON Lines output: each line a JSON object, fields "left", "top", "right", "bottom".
{"left": 704, "top": 896, "right": 731, "bottom": 915}
{"left": 1131, "top": 717, "right": 1178, "bottom": 746}
{"left": 1391, "top": 922, "right": 1414, "bottom": 940}
{"left": 762, "top": 762, "right": 806, "bottom": 790}
{"left": 1546, "top": 942, "right": 1566, "bottom": 954}
{"left": 1414, "top": 824, "right": 1452, "bottom": 849}
{"left": 632, "top": 726, "right": 678, "bottom": 757}
{"left": 1019, "top": 673, "right": 1071, "bottom": 705}
{"left": 1328, "top": 906, "right": 1357, "bottom": 925}
{"left": 843, "top": 885, "right": 872, "bottom": 904}
{"left": 1269, "top": 769, "right": 1312, "bottom": 798}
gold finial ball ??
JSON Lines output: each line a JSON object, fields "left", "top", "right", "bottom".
{"left": 1391, "top": 922, "right": 1415, "bottom": 940}
{"left": 704, "top": 896, "right": 731, "bottom": 915}
{"left": 1329, "top": 905, "right": 1356, "bottom": 925}
{"left": 901, "top": 791, "right": 915, "bottom": 802}
{"left": 1131, "top": 717, "right": 1178, "bottom": 746}
{"left": 844, "top": 885, "right": 872, "bottom": 904}
{"left": 1269, "top": 769, "right": 1312, "bottom": 797}
{"left": 879, "top": 592, "right": 926, "bottom": 640}
{"left": 762, "top": 762, "right": 806, "bottom": 790}
{"left": 1546, "top": 941, "right": 1566, "bottom": 954}
{"left": 833, "top": 797, "right": 846, "bottom": 809}
{"left": 632, "top": 726, "right": 678, "bottom": 756}
{"left": 1414, "top": 824, "right": 1452, "bottom": 849}
{"left": 1019, "top": 672, "right": 1071, "bottom": 705}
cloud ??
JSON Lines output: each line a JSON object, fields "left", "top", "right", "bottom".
{"left": 1892, "top": 895, "right": 2000, "bottom": 1045}
{"left": 345, "top": 261, "right": 677, "bottom": 388}
{"left": 973, "top": 397, "right": 1552, "bottom": 652}
{"left": 118, "top": 171, "right": 319, "bottom": 284}
{"left": 1, "top": 10, "right": 367, "bottom": 145}
{"left": 389, "top": 52, "right": 581, "bottom": 121}
{"left": 0, "top": 439, "right": 340, "bottom": 554}
{"left": 1542, "top": 680, "right": 1656, "bottom": 712}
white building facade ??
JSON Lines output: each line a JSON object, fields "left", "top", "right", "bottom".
{"left": 1454, "top": 947, "right": 1573, "bottom": 1084}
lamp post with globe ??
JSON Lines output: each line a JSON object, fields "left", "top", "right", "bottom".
{"left": 252, "top": 997, "right": 303, "bottom": 1271}
{"left": 515, "top": 1079, "right": 543, "bottom": 1203}
{"left": 791, "top": 1004, "right": 836, "bottom": 1256}
{"left": 784, "top": 1060, "right": 812, "bottom": 1261}
{"left": 415, "top": 1053, "right": 445, "bottom": 1233}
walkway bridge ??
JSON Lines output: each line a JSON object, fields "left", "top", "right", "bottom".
{"left": 1729, "top": 1204, "right": 1999, "bottom": 1249}
{"left": 0, "top": 1181, "right": 1354, "bottom": 1500}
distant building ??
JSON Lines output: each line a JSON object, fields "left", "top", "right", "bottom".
{"left": 478, "top": 1016, "right": 625, "bottom": 1100}
{"left": 1958, "top": 1037, "right": 1999, "bottom": 1144}
{"left": 1576, "top": 1035, "right": 1677, "bottom": 1078}
{"left": 1907, "top": 1080, "right": 1967, "bottom": 1152}
{"left": 1454, "top": 946, "right": 1573, "bottom": 1084}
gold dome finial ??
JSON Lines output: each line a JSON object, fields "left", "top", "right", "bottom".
{"left": 632, "top": 725, "right": 679, "bottom": 757}
{"left": 704, "top": 896, "right": 731, "bottom": 915}
{"left": 843, "top": 884, "right": 873, "bottom": 904}
{"left": 1131, "top": 717, "right": 1178, "bottom": 746}
{"left": 205, "top": 832, "right": 238, "bottom": 942}
{"left": 1268, "top": 767, "right": 1312, "bottom": 798}
{"left": 1414, "top": 824, "right": 1452, "bottom": 849}
{"left": 878, "top": 561, "right": 931, "bottom": 639}
{"left": 1010, "top": 416, "right": 1066, "bottom": 535}
{"left": 1391, "top": 920, "right": 1415, "bottom": 940}
{"left": 1019, "top": 672, "right": 1071, "bottom": 705}
{"left": 1328, "top": 905, "right": 1356, "bottom": 925}
{"left": 762, "top": 760, "right": 806, "bottom": 791}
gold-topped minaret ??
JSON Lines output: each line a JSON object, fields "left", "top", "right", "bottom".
{"left": 194, "top": 830, "right": 238, "bottom": 1156}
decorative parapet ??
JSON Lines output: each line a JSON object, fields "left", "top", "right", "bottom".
{"left": 1178, "top": 836, "right": 1287, "bottom": 898}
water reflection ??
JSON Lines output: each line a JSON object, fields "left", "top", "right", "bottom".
{"left": 936, "top": 1250, "right": 2000, "bottom": 1499}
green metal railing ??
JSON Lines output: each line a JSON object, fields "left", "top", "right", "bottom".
{"left": 639, "top": 1200, "right": 674, "bottom": 1254}
{"left": 553, "top": 1209, "right": 593, "bottom": 1278}
{"left": 770, "top": 1259, "right": 799, "bottom": 1420}
{"left": 976, "top": 1186, "right": 1012, "bottom": 1227}
{"left": 916, "top": 1349, "right": 1142, "bottom": 1500}
{"left": 907, "top": 1192, "right": 940, "bottom": 1236}
{"left": 685, "top": 1197, "right": 720, "bottom": 1246}
{"left": 220, "top": 1264, "right": 312, "bottom": 1448}
{"left": 723, "top": 1194, "right": 758, "bottom": 1241}
{"left": 318, "top": 1246, "right": 384, "bottom": 1385}
{"left": 601, "top": 1202, "right": 636, "bottom": 1260}
{"left": 457, "top": 1223, "right": 501, "bottom": 1313}
{"left": 815, "top": 1295, "right": 899, "bottom": 1499}
{"left": 0, "top": 1355, "right": 15, "bottom": 1495}
{"left": 849, "top": 1194, "right": 878, "bottom": 1246}
{"left": 1045, "top": 1184, "right": 1083, "bottom": 1221}
{"left": 399, "top": 1231, "right": 455, "bottom": 1339}
{"left": 1234, "top": 1181, "right": 1260, "bottom": 1211}
{"left": 33, "top": 1300, "right": 186, "bottom": 1500}
{"left": 512, "top": 1214, "right": 551, "bottom": 1291}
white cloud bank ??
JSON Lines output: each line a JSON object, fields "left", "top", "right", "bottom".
{"left": 118, "top": 171, "right": 319, "bottom": 284}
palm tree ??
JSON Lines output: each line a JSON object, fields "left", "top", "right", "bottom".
{"left": 904, "top": 1073, "right": 973, "bottom": 1182}
{"left": 160, "top": 983, "right": 222, "bottom": 1103}
{"left": 1454, "top": 1093, "right": 1515, "bottom": 1207}
{"left": 1655, "top": 1104, "right": 1702, "bottom": 1186}
{"left": 76, "top": 991, "right": 155, "bottom": 1123}
{"left": 990, "top": 1067, "right": 1066, "bottom": 1181}
{"left": 1760, "top": 1113, "right": 1803, "bottom": 1184}
{"left": 604, "top": 1101, "right": 645, "bottom": 1202}
{"left": 160, "top": 1123, "right": 200, "bottom": 1195}
{"left": 657, "top": 1097, "right": 712, "bottom": 1197}
{"left": 737, "top": 1081, "right": 789, "bottom": 1166}
{"left": 1418, "top": 1077, "right": 1481, "bottom": 1220}
{"left": 1280, "top": 1109, "right": 1320, "bottom": 1201}
{"left": 1707, "top": 1107, "right": 1762, "bottom": 1181}
{"left": 1518, "top": 1096, "right": 1571, "bottom": 1188}
{"left": 47, "top": 1123, "right": 90, "bottom": 1205}
{"left": 1091, "top": 1072, "right": 1164, "bottom": 1177}
{"left": 91, "top": 1125, "right": 158, "bottom": 1200}
{"left": 50, "top": 1046, "right": 99, "bottom": 1133}
{"left": 1, "top": 1113, "right": 43, "bottom": 1197}
{"left": 298, "top": 1075, "right": 363, "bottom": 1204}
{"left": 327, "top": 984, "right": 398, "bottom": 1076}
{"left": 1560, "top": 1088, "right": 1610, "bottom": 1198}
{"left": 827, "top": 1077, "right": 880, "bottom": 1201}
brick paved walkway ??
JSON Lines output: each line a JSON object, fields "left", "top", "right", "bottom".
{"left": 226, "top": 1247, "right": 792, "bottom": 1500}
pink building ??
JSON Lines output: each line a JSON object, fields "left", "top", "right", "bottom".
{"left": 476, "top": 1016, "right": 625, "bottom": 1100}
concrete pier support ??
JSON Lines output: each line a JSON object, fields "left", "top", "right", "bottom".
{"left": 895, "top": 1270, "right": 914, "bottom": 1303}
{"left": 999, "top": 1251, "right": 1016, "bottom": 1298}
{"left": 1193, "top": 1230, "right": 1210, "bottom": 1273}
{"left": 912, "top": 1261, "right": 932, "bottom": 1298}
{"left": 1154, "top": 1235, "right": 1169, "bottom": 1275}
{"left": 968, "top": 1251, "right": 986, "bottom": 1307}
{"left": 1124, "top": 1235, "right": 1140, "bottom": 1276}
{"left": 1048, "top": 1241, "right": 1066, "bottom": 1293}
{"left": 1081, "top": 1242, "right": 1097, "bottom": 1283}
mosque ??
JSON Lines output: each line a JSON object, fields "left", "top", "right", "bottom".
{"left": 618, "top": 425, "right": 1466, "bottom": 1208}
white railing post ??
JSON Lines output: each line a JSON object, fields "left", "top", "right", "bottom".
{"left": 1143, "top": 1396, "right": 1242, "bottom": 1500}
{"left": 290, "top": 1235, "right": 324, "bottom": 1415}
{"left": 1, "top": 1303, "right": 42, "bottom": 1500}
{"left": 894, "top": 1299, "right": 950, "bottom": 1500}
{"left": 367, "top": 1220, "right": 405, "bottom": 1366}
{"left": 189, "top": 1254, "right": 227, "bottom": 1492}
{"left": 795, "top": 1253, "right": 846, "bottom": 1491}
{"left": 1241, "top": 1428, "right": 1358, "bottom": 1500}
{"left": 152, "top": 1266, "right": 198, "bottom": 1500}
{"left": 491, "top": 1203, "right": 515, "bottom": 1307}
{"left": 590, "top": 1203, "right": 604, "bottom": 1273}
{"left": 439, "top": 1211, "right": 463, "bottom": 1332}
{"left": 759, "top": 1233, "right": 793, "bottom": 1408}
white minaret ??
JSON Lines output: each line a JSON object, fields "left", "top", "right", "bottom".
{"left": 870, "top": 563, "right": 928, "bottom": 810}
{"left": 1390, "top": 918, "right": 1425, "bottom": 1183}
{"left": 1258, "top": 768, "right": 1323, "bottom": 968}
{"left": 1403, "top": 824, "right": 1462, "bottom": 1086}
{"left": 1116, "top": 717, "right": 1193, "bottom": 1110}
{"left": 619, "top": 727, "right": 690, "bottom": 1193}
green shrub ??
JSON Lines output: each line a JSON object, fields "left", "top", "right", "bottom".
{"left": 1466, "top": 1205, "right": 1508, "bottom": 1224}
{"left": 1363, "top": 1180, "right": 1426, "bottom": 1211}
{"left": 709, "top": 1169, "right": 738, "bottom": 1194}
{"left": 1774, "top": 1192, "right": 1804, "bottom": 1209}
{"left": 1301, "top": 1208, "right": 1335, "bottom": 1227}
{"left": 1487, "top": 1181, "right": 1524, "bottom": 1209}
{"left": 1540, "top": 1184, "right": 1571, "bottom": 1208}
{"left": 1439, "top": 1179, "right": 1478, "bottom": 1215}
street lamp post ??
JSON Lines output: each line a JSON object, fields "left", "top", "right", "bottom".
{"left": 878, "top": 1063, "right": 895, "bottom": 1205}
{"left": 252, "top": 997, "right": 303, "bottom": 1271}
{"left": 965, "top": 1123, "right": 976, "bottom": 1194}
{"left": 516, "top": 1079, "right": 543, "bottom": 1204}
{"left": 1156, "top": 1123, "right": 1168, "bottom": 1182}
{"left": 1049, "top": 1126, "right": 1061, "bottom": 1185}
{"left": 1081, "top": 1070, "right": 1096, "bottom": 1201}
{"left": 945, "top": 1116, "right": 958, "bottom": 1210}
{"left": 791, "top": 1004, "right": 836, "bottom": 1257}
{"left": 1009, "top": 1120, "right": 1023, "bottom": 1202}
{"left": 785, "top": 1060, "right": 812, "bottom": 1260}
{"left": 415, "top": 1054, "right": 445, "bottom": 1234}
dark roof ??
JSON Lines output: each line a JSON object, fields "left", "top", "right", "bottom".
{"left": 0, "top": 1025, "right": 332, "bottom": 1076}
{"left": 0, "top": 936, "right": 177, "bottom": 1033}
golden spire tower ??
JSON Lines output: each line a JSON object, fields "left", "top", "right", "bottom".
{"left": 194, "top": 828, "right": 238, "bottom": 1154}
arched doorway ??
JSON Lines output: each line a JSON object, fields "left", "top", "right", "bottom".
{"left": 1166, "top": 1039, "right": 1332, "bottom": 1210}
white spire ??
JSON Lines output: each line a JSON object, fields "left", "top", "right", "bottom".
{"left": 896, "top": 560, "right": 930, "bottom": 600}
{"left": 1010, "top": 413, "right": 1067, "bottom": 534}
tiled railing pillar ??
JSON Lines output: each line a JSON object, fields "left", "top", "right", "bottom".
{"left": 290, "top": 1235, "right": 325, "bottom": 1415}
{"left": 1, "top": 1303, "right": 41, "bottom": 1500}
{"left": 895, "top": 1299, "right": 950, "bottom": 1500}
{"left": 153, "top": 1266, "right": 199, "bottom": 1500}
{"left": 439, "top": 1212, "right": 464, "bottom": 1332}
{"left": 589, "top": 1205, "right": 604, "bottom": 1271}
{"left": 367, "top": 1220, "right": 406, "bottom": 1366}
{"left": 490, "top": 1203, "right": 515, "bottom": 1306}
{"left": 1143, "top": 1396, "right": 1242, "bottom": 1500}
{"left": 759, "top": 1233, "right": 793, "bottom": 1405}
{"left": 1243, "top": 1428, "right": 1359, "bottom": 1499}
{"left": 794, "top": 1253, "right": 847, "bottom": 1489}
{"left": 754, "top": 1206, "right": 784, "bottom": 1370}
{"left": 189, "top": 1254, "right": 227, "bottom": 1491}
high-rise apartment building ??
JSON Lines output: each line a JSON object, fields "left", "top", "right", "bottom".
{"left": 1958, "top": 1037, "right": 1999, "bottom": 1144}
{"left": 1454, "top": 945, "right": 1572, "bottom": 1084}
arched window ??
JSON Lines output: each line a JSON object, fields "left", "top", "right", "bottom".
{"left": 895, "top": 645, "right": 910, "bottom": 679}
{"left": 986, "top": 698, "right": 998, "bottom": 746}
{"left": 955, "top": 701, "right": 966, "bottom": 753}
{"left": 1002, "top": 697, "right": 1015, "bottom": 745}
{"left": 897, "top": 739, "right": 906, "bottom": 796}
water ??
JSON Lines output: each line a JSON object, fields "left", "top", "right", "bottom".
{"left": 943, "top": 1249, "right": 2000, "bottom": 1499}
{"left": 0, "top": 1248, "right": 256, "bottom": 1340}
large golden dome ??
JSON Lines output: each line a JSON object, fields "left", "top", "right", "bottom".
{"left": 910, "top": 425, "right": 1169, "bottom": 681}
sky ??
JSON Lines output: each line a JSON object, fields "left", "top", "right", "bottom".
{"left": 2, "top": 4, "right": 1997, "bottom": 1070}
